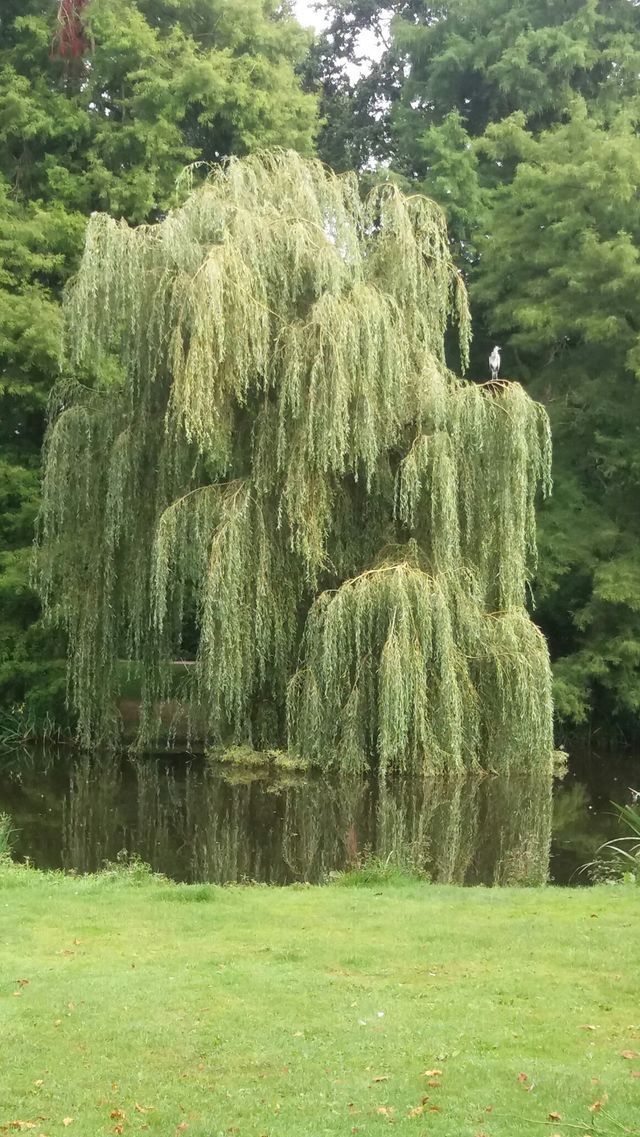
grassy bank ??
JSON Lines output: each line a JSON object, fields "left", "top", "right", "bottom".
{"left": 1, "top": 865, "right": 638, "bottom": 1136}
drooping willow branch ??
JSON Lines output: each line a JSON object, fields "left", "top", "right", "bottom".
{"left": 35, "top": 150, "right": 552, "bottom": 775}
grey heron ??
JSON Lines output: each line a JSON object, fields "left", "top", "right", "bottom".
{"left": 489, "top": 345, "right": 502, "bottom": 381}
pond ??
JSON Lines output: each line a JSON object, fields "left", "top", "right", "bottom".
{"left": 1, "top": 748, "right": 638, "bottom": 886}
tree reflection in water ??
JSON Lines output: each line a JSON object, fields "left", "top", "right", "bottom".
{"left": 52, "top": 754, "right": 552, "bottom": 885}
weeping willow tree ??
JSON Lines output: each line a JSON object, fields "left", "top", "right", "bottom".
{"left": 36, "top": 150, "right": 553, "bottom": 774}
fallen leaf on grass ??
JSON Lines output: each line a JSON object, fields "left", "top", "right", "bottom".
{"left": 109, "top": 1111, "right": 125, "bottom": 1121}
{"left": 17, "top": 979, "right": 29, "bottom": 988}
{"left": 579, "top": 1024, "right": 596, "bottom": 1031}
{"left": 426, "top": 1080, "right": 441, "bottom": 1088}
{"left": 548, "top": 1112, "right": 562, "bottom": 1122}
{"left": 620, "top": 1050, "right": 638, "bottom": 1059}
{"left": 372, "top": 1076, "right": 390, "bottom": 1083}
{"left": 407, "top": 1106, "right": 424, "bottom": 1118}
{"left": 176, "top": 1125, "right": 188, "bottom": 1133}
{"left": 588, "top": 1093, "right": 608, "bottom": 1112}
{"left": 517, "top": 1072, "right": 535, "bottom": 1091}
{"left": 375, "top": 1107, "right": 394, "bottom": 1117}
{"left": 422, "top": 1069, "right": 442, "bottom": 1077}
{"left": 134, "top": 1105, "right": 154, "bottom": 1114}
{"left": 112, "top": 1128, "right": 123, "bottom": 1136}
{"left": 62, "top": 1121, "right": 73, "bottom": 1128}
{"left": 33, "top": 1082, "right": 43, "bottom": 1090}
{"left": 12, "top": 992, "right": 22, "bottom": 997}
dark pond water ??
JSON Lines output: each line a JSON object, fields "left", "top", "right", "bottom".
{"left": 1, "top": 748, "right": 638, "bottom": 886}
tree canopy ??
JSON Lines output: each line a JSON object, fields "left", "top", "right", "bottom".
{"left": 36, "top": 151, "right": 553, "bottom": 775}
{"left": 309, "top": 0, "right": 640, "bottom": 745}
{"left": 5, "top": 0, "right": 638, "bottom": 756}
{"left": 474, "top": 104, "right": 640, "bottom": 726}
{"left": 0, "top": 0, "right": 318, "bottom": 727}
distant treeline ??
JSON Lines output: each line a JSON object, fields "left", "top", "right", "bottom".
{"left": 2, "top": 1, "right": 640, "bottom": 756}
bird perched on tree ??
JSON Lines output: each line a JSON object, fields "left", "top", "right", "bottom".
{"left": 489, "top": 345, "right": 502, "bottom": 381}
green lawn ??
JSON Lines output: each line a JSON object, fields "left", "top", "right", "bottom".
{"left": 1, "top": 864, "right": 639, "bottom": 1137}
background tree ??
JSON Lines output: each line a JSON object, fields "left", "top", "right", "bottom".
{"left": 37, "top": 152, "right": 553, "bottom": 776}
{"left": 309, "top": 0, "right": 640, "bottom": 748}
{"left": 0, "top": 0, "right": 318, "bottom": 728}
{"left": 475, "top": 105, "right": 640, "bottom": 730}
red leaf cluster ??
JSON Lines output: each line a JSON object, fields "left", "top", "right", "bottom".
{"left": 53, "top": 0, "right": 89, "bottom": 60}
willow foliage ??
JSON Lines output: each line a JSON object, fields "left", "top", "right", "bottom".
{"left": 36, "top": 151, "right": 552, "bottom": 774}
